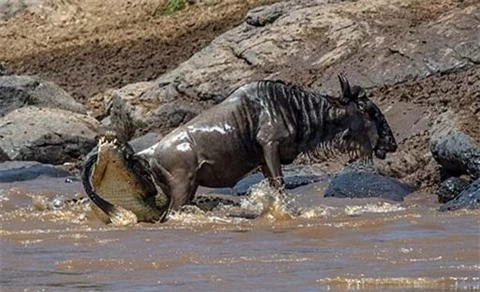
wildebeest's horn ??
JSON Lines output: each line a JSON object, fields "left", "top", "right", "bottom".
{"left": 338, "top": 74, "right": 353, "bottom": 103}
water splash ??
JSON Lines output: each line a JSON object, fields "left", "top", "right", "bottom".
{"left": 344, "top": 202, "right": 406, "bottom": 216}
{"left": 241, "top": 180, "right": 298, "bottom": 221}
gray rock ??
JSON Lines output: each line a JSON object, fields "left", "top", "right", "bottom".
{"left": 0, "top": 106, "right": 100, "bottom": 164}
{"left": 0, "top": 64, "right": 8, "bottom": 76}
{"left": 109, "top": 0, "right": 480, "bottom": 140}
{"left": 436, "top": 176, "right": 469, "bottom": 204}
{"left": 211, "top": 172, "right": 326, "bottom": 196}
{"left": 110, "top": 81, "right": 201, "bottom": 140}
{"left": 430, "top": 111, "right": 480, "bottom": 179}
{"left": 325, "top": 165, "right": 416, "bottom": 202}
{"left": 0, "top": 75, "right": 86, "bottom": 117}
{"left": 439, "top": 178, "right": 480, "bottom": 211}
{"left": 0, "top": 0, "right": 43, "bottom": 21}
{"left": 245, "top": 4, "right": 283, "bottom": 27}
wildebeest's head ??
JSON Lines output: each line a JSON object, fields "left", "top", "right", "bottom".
{"left": 337, "top": 74, "right": 397, "bottom": 160}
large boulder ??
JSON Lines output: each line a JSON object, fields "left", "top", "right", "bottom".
{"left": 0, "top": 106, "right": 100, "bottom": 164}
{"left": 430, "top": 110, "right": 480, "bottom": 179}
{"left": 110, "top": 0, "right": 480, "bottom": 140}
{"left": 0, "top": 75, "right": 86, "bottom": 117}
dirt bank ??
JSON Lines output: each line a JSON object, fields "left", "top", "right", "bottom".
{"left": 1, "top": 0, "right": 278, "bottom": 101}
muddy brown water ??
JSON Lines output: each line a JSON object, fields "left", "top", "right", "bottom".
{"left": 1, "top": 176, "right": 479, "bottom": 291}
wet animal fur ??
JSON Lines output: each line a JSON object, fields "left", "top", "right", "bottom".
{"left": 138, "top": 75, "right": 397, "bottom": 219}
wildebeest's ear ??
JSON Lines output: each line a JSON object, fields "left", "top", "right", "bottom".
{"left": 351, "top": 86, "right": 366, "bottom": 100}
{"left": 338, "top": 74, "right": 353, "bottom": 104}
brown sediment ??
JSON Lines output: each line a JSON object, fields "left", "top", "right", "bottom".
{"left": 1, "top": 0, "right": 279, "bottom": 101}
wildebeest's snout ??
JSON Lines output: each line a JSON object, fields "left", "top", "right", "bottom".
{"left": 374, "top": 135, "right": 397, "bottom": 159}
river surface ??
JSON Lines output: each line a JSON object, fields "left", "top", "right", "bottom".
{"left": 1, "top": 175, "right": 479, "bottom": 291}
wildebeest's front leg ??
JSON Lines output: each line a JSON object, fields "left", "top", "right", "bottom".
{"left": 259, "top": 141, "right": 285, "bottom": 190}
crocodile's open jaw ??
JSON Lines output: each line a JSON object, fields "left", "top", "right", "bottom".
{"left": 83, "top": 137, "right": 170, "bottom": 225}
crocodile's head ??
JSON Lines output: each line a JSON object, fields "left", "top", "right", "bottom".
{"left": 82, "top": 137, "right": 170, "bottom": 225}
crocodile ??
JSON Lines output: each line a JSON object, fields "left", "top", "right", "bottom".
{"left": 82, "top": 137, "right": 170, "bottom": 225}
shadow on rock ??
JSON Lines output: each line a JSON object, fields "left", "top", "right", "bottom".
{"left": 0, "top": 161, "right": 73, "bottom": 183}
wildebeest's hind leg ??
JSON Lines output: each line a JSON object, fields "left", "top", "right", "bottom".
{"left": 160, "top": 168, "right": 198, "bottom": 211}
{"left": 149, "top": 157, "right": 198, "bottom": 213}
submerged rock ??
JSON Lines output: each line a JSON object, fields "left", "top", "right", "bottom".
{"left": 436, "top": 176, "right": 469, "bottom": 204}
{"left": 439, "top": 178, "right": 480, "bottom": 211}
{"left": 325, "top": 163, "right": 416, "bottom": 202}
{"left": 0, "top": 161, "right": 72, "bottom": 183}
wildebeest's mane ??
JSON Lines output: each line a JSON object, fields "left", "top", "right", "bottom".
{"left": 251, "top": 79, "right": 371, "bottom": 162}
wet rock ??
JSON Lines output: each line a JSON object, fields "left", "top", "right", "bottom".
{"left": 430, "top": 110, "right": 480, "bottom": 179}
{"left": 436, "top": 176, "right": 469, "bottom": 204}
{"left": 209, "top": 167, "right": 327, "bottom": 196}
{"left": 0, "top": 106, "right": 100, "bottom": 164}
{"left": 0, "top": 75, "right": 86, "bottom": 117}
{"left": 325, "top": 164, "right": 416, "bottom": 202}
{"left": 0, "top": 161, "right": 72, "bottom": 183}
{"left": 439, "top": 178, "right": 480, "bottom": 211}
{"left": 109, "top": 0, "right": 480, "bottom": 139}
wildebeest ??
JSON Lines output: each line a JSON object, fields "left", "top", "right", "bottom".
{"left": 134, "top": 75, "right": 397, "bottom": 217}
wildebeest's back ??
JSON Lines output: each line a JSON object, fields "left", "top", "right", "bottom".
{"left": 154, "top": 80, "right": 330, "bottom": 188}
{"left": 156, "top": 84, "right": 266, "bottom": 187}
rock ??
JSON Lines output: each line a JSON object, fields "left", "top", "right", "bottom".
{"left": 0, "top": 75, "right": 86, "bottom": 117}
{"left": 430, "top": 110, "right": 480, "bottom": 179}
{"left": 325, "top": 163, "right": 416, "bottom": 202}
{"left": 436, "top": 176, "right": 469, "bottom": 203}
{"left": 110, "top": 81, "right": 201, "bottom": 140}
{"left": 245, "top": 4, "right": 283, "bottom": 27}
{"left": 128, "top": 132, "right": 162, "bottom": 153}
{"left": 0, "top": 0, "right": 42, "bottom": 21}
{"left": 0, "top": 106, "right": 100, "bottom": 164}
{"left": 439, "top": 178, "right": 480, "bottom": 211}
{"left": 110, "top": 0, "right": 480, "bottom": 140}
{"left": 0, "top": 64, "right": 9, "bottom": 76}
{"left": 208, "top": 172, "right": 326, "bottom": 196}
{"left": 205, "top": 164, "right": 328, "bottom": 196}
{"left": 0, "top": 161, "right": 72, "bottom": 183}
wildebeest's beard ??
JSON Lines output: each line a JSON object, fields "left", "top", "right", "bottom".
{"left": 303, "top": 121, "right": 375, "bottom": 164}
